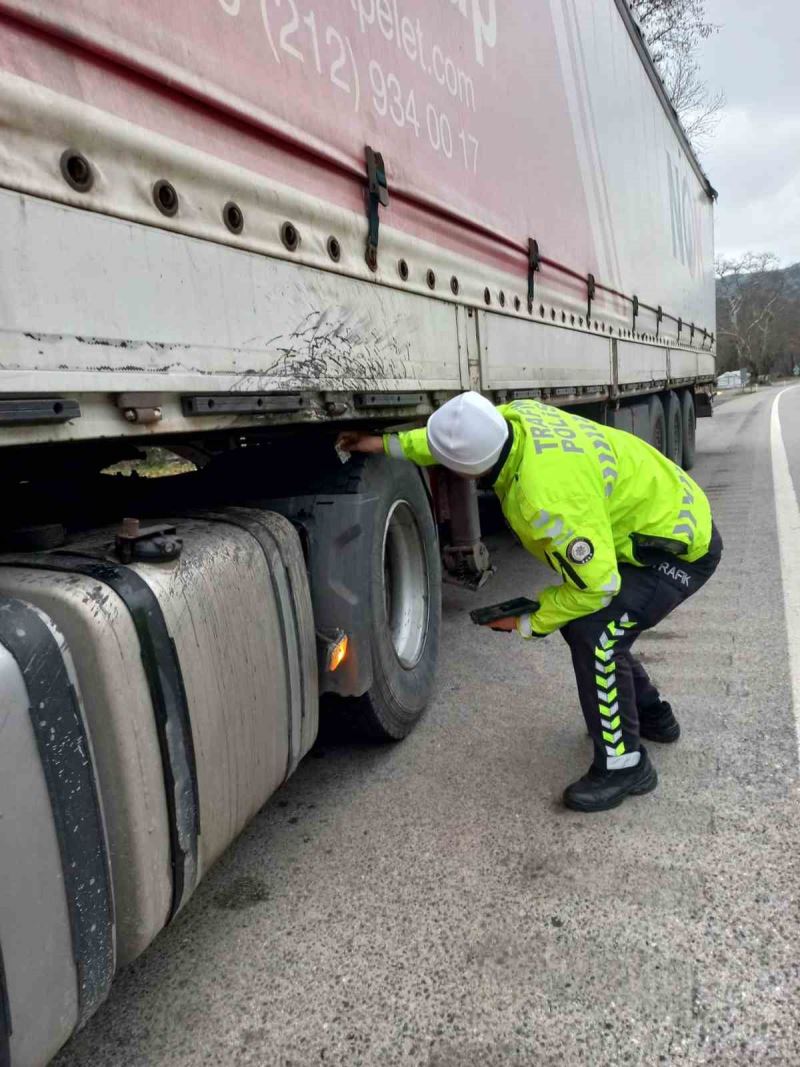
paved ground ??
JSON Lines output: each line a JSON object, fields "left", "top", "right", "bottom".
{"left": 58, "top": 386, "right": 800, "bottom": 1067}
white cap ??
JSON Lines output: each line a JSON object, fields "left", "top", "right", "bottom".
{"left": 427, "top": 392, "right": 509, "bottom": 476}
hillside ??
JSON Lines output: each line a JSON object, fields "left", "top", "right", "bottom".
{"left": 716, "top": 260, "right": 800, "bottom": 375}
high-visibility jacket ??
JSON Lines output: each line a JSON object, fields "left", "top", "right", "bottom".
{"left": 384, "top": 398, "right": 713, "bottom": 635}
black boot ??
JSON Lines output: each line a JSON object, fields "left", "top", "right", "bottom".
{"left": 563, "top": 746, "right": 658, "bottom": 812}
{"left": 639, "top": 700, "right": 680, "bottom": 743}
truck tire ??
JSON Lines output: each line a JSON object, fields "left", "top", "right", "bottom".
{"left": 663, "top": 391, "right": 684, "bottom": 467}
{"left": 212, "top": 446, "right": 441, "bottom": 739}
{"left": 647, "top": 394, "right": 667, "bottom": 455}
{"left": 680, "top": 390, "right": 697, "bottom": 470}
{"left": 342, "top": 458, "right": 441, "bottom": 740}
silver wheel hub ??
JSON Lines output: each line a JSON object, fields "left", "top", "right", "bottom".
{"left": 382, "top": 500, "right": 429, "bottom": 669}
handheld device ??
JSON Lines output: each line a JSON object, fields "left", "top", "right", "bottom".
{"left": 470, "top": 597, "right": 540, "bottom": 626}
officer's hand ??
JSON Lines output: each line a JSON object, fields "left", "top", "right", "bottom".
{"left": 336, "top": 431, "right": 384, "bottom": 455}
{"left": 487, "top": 616, "right": 517, "bottom": 633}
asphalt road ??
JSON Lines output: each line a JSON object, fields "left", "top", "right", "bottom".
{"left": 57, "top": 386, "right": 800, "bottom": 1067}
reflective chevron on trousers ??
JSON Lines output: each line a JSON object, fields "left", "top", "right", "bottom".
{"left": 593, "top": 615, "right": 641, "bottom": 766}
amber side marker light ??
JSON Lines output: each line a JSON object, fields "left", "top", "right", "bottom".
{"left": 327, "top": 634, "right": 349, "bottom": 673}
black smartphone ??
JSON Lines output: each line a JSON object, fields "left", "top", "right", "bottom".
{"left": 470, "top": 597, "right": 540, "bottom": 626}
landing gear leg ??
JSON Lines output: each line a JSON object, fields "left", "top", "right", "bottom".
{"left": 436, "top": 472, "right": 494, "bottom": 591}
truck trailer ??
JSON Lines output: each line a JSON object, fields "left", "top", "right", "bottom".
{"left": 0, "top": 1, "right": 716, "bottom": 1062}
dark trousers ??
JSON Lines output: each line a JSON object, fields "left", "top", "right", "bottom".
{"left": 560, "top": 525, "right": 723, "bottom": 769}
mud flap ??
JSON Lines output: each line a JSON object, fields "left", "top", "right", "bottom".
{"left": 265, "top": 492, "right": 379, "bottom": 699}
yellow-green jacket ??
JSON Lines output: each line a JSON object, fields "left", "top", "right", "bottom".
{"left": 384, "top": 399, "right": 712, "bottom": 635}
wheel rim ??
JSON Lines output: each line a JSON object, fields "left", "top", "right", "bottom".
{"left": 382, "top": 500, "right": 429, "bottom": 669}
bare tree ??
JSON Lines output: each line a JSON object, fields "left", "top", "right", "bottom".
{"left": 662, "top": 51, "right": 725, "bottom": 145}
{"left": 715, "top": 254, "right": 787, "bottom": 377}
{"left": 630, "top": 0, "right": 715, "bottom": 64}
{"left": 630, "top": 0, "right": 724, "bottom": 148}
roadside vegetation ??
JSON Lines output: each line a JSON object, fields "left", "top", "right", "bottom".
{"left": 716, "top": 258, "right": 800, "bottom": 379}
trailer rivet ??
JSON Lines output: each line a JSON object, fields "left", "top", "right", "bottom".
{"left": 484, "top": 288, "right": 491, "bottom": 306}
{"left": 450, "top": 276, "right": 460, "bottom": 295}
{"left": 514, "top": 296, "right": 521, "bottom": 311}
{"left": 498, "top": 291, "right": 506, "bottom": 307}
{"left": 398, "top": 259, "right": 409, "bottom": 281}
{"left": 153, "top": 180, "right": 179, "bottom": 217}
{"left": 223, "top": 201, "right": 244, "bottom": 234}
{"left": 426, "top": 269, "right": 436, "bottom": 290}
{"left": 60, "top": 150, "right": 94, "bottom": 193}
{"left": 327, "top": 236, "right": 342, "bottom": 262}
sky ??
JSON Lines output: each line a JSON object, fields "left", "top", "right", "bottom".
{"left": 697, "top": 0, "right": 800, "bottom": 266}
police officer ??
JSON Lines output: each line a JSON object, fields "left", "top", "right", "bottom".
{"left": 337, "top": 391, "right": 722, "bottom": 813}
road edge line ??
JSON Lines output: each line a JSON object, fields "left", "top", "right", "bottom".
{"left": 770, "top": 385, "right": 800, "bottom": 761}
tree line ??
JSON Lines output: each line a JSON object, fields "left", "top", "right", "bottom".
{"left": 716, "top": 257, "right": 800, "bottom": 378}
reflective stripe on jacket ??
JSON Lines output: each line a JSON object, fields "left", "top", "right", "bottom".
{"left": 383, "top": 398, "right": 713, "bottom": 635}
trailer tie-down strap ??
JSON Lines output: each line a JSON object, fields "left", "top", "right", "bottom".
{"left": 527, "top": 239, "right": 541, "bottom": 314}
{"left": 365, "top": 146, "right": 389, "bottom": 272}
{"left": 0, "top": 555, "right": 200, "bottom": 922}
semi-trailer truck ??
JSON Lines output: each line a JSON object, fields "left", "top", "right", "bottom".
{"left": 0, "top": 1, "right": 716, "bottom": 1062}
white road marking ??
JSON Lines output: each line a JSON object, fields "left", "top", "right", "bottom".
{"left": 770, "top": 385, "right": 800, "bottom": 758}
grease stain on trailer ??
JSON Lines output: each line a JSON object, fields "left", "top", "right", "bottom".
{"left": 235, "top": 307, "right": 414, "bottom": 391}
{"left": 17, "top": 330, "right": 221, "bottom": 378}
{"left": 75, "top": 336, "right": 197, "bottom": 356}
{"left": 19, "top": 306, "right": 416, "bottom": 385}
{"left": 75, "top": 336, "right": 133, "bottom": 349}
